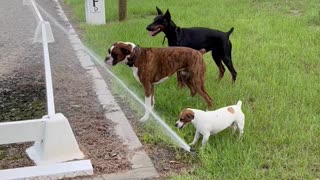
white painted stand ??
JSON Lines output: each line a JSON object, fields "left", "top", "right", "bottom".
{"left": 0, "top": 114, "right": 91, "bottom": 178}
{"left": 33, "top": 21, "right": 55, "bottom": 43}
{"left": 0, "top": 119, "right": 44, "bottom": 144}
{"left": 0, "top": 160, "right": 93, "bottom": 179}
{"left": 26, "top": 113, "right": 84, "bottom": 165}
{"left": 85, "top": 0, "right": 106, "bottom": 25}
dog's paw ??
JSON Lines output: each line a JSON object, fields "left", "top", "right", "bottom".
{"left": 238, "top": 134, "right": 244, "bottom": 141}
{"left": 199, "top": 144, "right": 208, "bottom": 150}
{"left": 188, "top": 142, "right": 195, "bottom": 146}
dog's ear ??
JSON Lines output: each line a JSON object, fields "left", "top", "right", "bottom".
{"left": 120, "top": 47, "right": 131, "bottom": 55}
{"left": 156, "top": 6, "right": 163, "bottom": 15}
{"left": 164, "top": 9, "right": 171, "bottom": 20}
{"left": 186, "top": 113, "right": 194, "bottom": 120}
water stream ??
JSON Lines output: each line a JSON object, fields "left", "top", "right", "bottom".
{"left": 36, "top": 2, "right": 191, "bottom": 152}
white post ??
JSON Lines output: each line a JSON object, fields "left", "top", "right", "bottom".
{"left": 30, "top": 0, "right": 43, "bottom": 21}
{"left": 85, "top": 0, "right": 106, "bottom": 25}
{"left": 41, "top": 21, "right": 56, "bottom": 117}
{"left": 26, "top": 0, "right": 56, "bottom": 117}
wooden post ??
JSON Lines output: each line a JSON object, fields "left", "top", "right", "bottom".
{"left": 118, "top": 0, "right": 127, "bottom": 21}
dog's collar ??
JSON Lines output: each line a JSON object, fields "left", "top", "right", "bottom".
{"left": 127, "top": 45, "right": 140, "bottom": 67}
{"left": 163, "top": 26, "right": 180, "bottom": 46}
{"left": 162, "top": 36, "right": 167, "bottom": 45}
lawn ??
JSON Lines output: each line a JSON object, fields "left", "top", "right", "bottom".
{"left": 65, "top": 0, "right": 320, "bottom": 179}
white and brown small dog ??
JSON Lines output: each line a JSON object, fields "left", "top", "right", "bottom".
{"left": 105, "top": 41, "right": 212, "bottom": 121}
{"left": 175, "top": 100, "right": 245, "bottom": 147}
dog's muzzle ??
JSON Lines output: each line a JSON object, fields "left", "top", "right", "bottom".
{"left": 146, "top": 25, "right": 161, "bottom": 37}
{"left": 105, "top": 55, "right": 113, "bottom": 65}
{"left": 175, "top": 121, "right": 184, "bottom": 129}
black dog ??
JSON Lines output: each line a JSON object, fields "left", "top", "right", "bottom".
{"left": 146, "top": 7, "right": 237, "bottom": 82}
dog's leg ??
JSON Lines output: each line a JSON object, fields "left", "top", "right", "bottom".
{"left": 231, "top": 122, "right": 237, "bottom": 135}
{"left": 176, "top": 71, "right": 185, "bottom": 89}
{"left": 222, "top": 41, "right": 237, "bottom": 82}
{"left": 222, "top": 55, "right": 237, "bottom": 82}
{"left": 212, "top": 51, "right": 225, "bottom": 80}
{"left": 189, "top": 130, "right": 200, "bottom": 146}
{"left": 152, "top": 94, "right": 155, "bottom": 110}
{"left": 201, "top": 132, "right": 210, "bottom": 147}
{"left": 236, "top": 116, "right": 245, "bottom": 139}
{"left": 140, "top": 84, "right": 154, "bottom": 122}
{"left": 185, "top": 77, "right": 197, "bottom": 97}
{"left": 178, "top": 71, "right": 196, "bottom": 96}
{"left": 238, "top": 128, "right": 244, "bottom": 139}
{"left": 237, "top": 122, "right": 244, "bottom": 139}
{"left": 140, "top": 96, "right": 152, "bottom": 122}
{"left": 195, "top": 84, "right": 212, "bottom": 109}
{"left": 193, "top": 68, "right": 213, "bottom": 109}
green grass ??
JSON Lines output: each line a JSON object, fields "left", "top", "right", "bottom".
{"left": 65, "top": 0, "right": 320, "bottom": 179}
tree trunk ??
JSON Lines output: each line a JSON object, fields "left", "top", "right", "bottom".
{"left": 118, "top": 0, "right": 127, "bottom": 21}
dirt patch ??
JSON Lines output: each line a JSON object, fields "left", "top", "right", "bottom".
{"left": 53, "top": 77, "right": 132, "bottom": 175}
{"left": 0, "top": 68, "right": 46, "bottom": 122}
{"left": 0, "top": 143, "right": 33, "bottom": 169}
{"left": 0, "top": 63, "right": 44, "bottom": 169}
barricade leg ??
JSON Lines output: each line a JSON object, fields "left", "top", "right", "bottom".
{"left": 26, "top": 113, "right": 84, "bottom": 165}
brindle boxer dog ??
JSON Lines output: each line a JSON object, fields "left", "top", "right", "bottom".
{"left": 105, "top": 41, "right": 212, "bottom": 121}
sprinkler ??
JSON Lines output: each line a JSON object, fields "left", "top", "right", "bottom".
{"left": 189, "top": 146, "right": 197, "bottom": 155}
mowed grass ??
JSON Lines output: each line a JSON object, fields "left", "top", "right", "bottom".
{"left": 65, "top": 0, "right": 320, "bottom": 179}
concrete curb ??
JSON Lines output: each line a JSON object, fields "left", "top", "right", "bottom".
{"left": 53, "top": 1, "right": 159, "bottom": 179}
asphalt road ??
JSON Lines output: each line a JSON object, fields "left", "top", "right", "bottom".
{"left": 0, "top": 0, "right": 41, "bottom": 76}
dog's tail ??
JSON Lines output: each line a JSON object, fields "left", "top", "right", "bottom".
{"left": 236, "top": 100, "right": 242, "bottom": 108}
{"left": 199, "top": 48, "right": 206, "bottom": 54}
{"left": 226, "top": 27, "right": 234, "bottom": 38}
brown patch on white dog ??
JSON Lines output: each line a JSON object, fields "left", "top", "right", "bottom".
{"left": 175, "top": 108, "right": 195, "bottom": 129}
{"left": 227, "top": 107, "right": 235, "bottom": 114}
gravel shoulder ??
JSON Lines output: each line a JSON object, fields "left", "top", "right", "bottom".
{"left": 0, "top": 0, "right": 44, "bottom": 169}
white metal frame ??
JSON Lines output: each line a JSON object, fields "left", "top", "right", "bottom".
{"left": 30, "top": 0, "right": 55, "bottom": 117}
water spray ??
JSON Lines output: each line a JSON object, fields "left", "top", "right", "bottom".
{"left": 36, "top": 2, "right": 192, "bottom": 152}
{"left": 82, "top": 46, "right": 192, "bottom": 152}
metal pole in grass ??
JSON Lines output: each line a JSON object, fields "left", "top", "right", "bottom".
{"left": 118, "top": 0, "right": 126, "bottom": 21}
